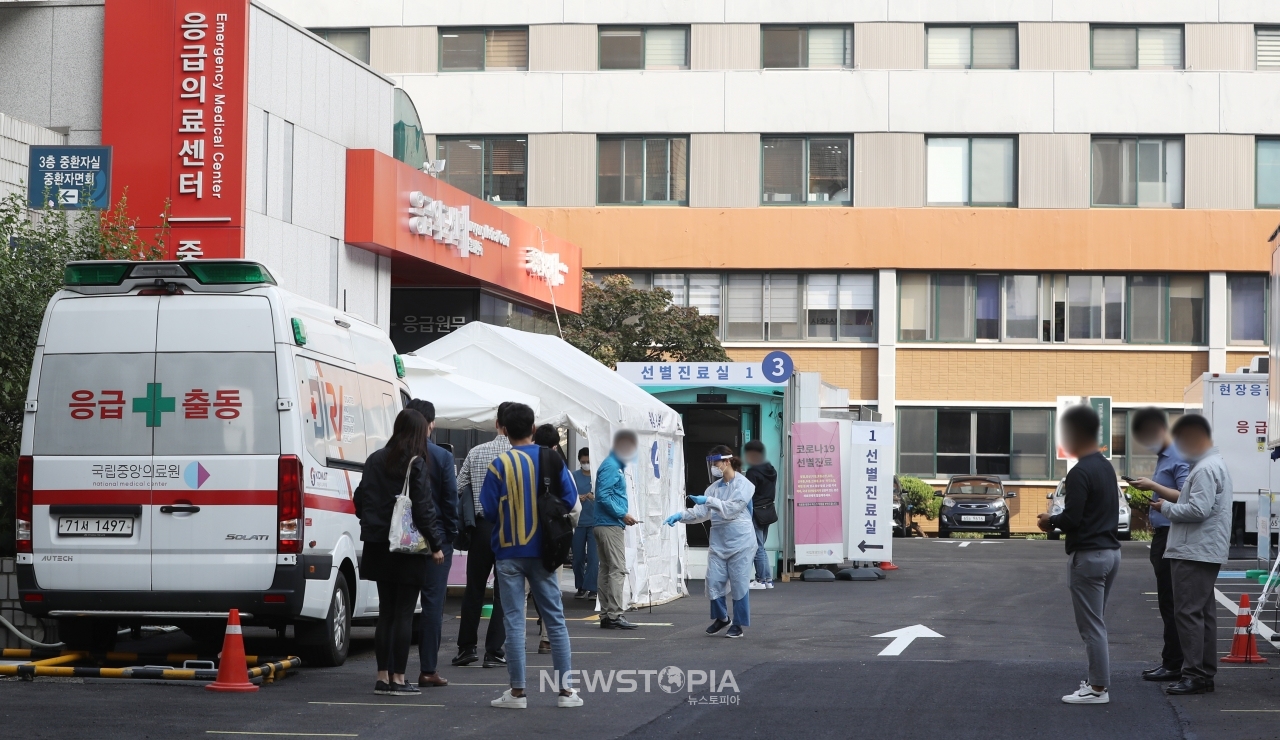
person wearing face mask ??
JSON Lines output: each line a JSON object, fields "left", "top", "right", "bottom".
{"left": 665, "top": 446, "right": 756, "bottom": 638}
{"left": 571, "top": 448, "right": 598, "bottom": 601}
{"left": 594, "top": 431, "right": 641, "bottom": 630}
{"left": 1151, "top": 414, "right": 1233, "bottom": 696}
{"left": 1125, "top": 408, "right": 1190, "bottom": 684}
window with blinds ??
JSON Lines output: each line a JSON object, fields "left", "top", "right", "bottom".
{"left": 926, "top": 26, "right": 1016, "bottom": 69}
{"left": 727, "top": 274, "right": 763, "bottom": 340}
{"left": 1091, "top": 26, "right": 1182, "bottom": 70}
{"left": 762, "top": 137, "right": 851, "bottom": 205}
{"left": 599, "top": 27, "right": 688, "bottom": 70}
{"left": 926, "top": 137, "right": 1016, "bottom": 207}
{"left": 1259, "top": 28, "right": 1280, "bottom": 69}
{"left": 598, "top": 137, "right": 688, "bottom": 205}
{"left": 437, "top": 137, "right": 526, "bottom": 203}
{"left": 1258, "top": 139, "right": 1280, "bottom": 207}
{"left": 806, "top": 274, "right": 874, "bottom": 340}
{"left": 439, "top": 28, "right": 528, "bottom": 71}
{"left": 767, "top": 274, "right": 802, "bottom": 340}
{"left": 762, "top": 26, "right": 851, "bottom": 68}
{"left": 1091, "top": 137, "right": 1181, "bottom": 208}
{"left": 310, "top": 28, "right": 370, "bottom": 65}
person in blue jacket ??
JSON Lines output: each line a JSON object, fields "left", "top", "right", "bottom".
{"left": 594, "top": 431, "right": 640, "bottom": 630}
{"left": 479, "top": 403, "right": 582, "bottom": 709}
{"left": 570, "top": 447, "right": 598, "bottom": 600}
{"left": 666, "top": 445, "right": 756, "bottom": 638}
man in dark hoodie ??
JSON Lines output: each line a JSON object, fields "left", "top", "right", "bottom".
{"left": 744, "top": 440, "right": 778, "bottom": 589}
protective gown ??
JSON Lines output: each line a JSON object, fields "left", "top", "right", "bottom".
{"left": 677, "top": 472, "right": 756, "bottom": 626}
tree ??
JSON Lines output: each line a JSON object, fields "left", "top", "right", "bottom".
{"left": 0, "top": 188, "right": 165, "bottom": 554}
{"left": 899, "top": 475, "right": 941, "bottom": 523}
{"left": 562, "top": 273, "right": 730, "bottom": 368}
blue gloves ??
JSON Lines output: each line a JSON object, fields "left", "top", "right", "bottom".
{"left": 664, "top": 513, "right": 683, "bottom": 526}
{"left": 689, "top": 495, "right": 707, "bottom": 505}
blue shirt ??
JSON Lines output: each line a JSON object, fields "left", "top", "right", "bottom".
{"left": 571, "top": 469, "right": 595, "bottom": 527}
{"left": 1148, "top": 444, "right": 1191, "bottom": 528}
{"left": 479, "top": 444, "right": 578, "bottom": 560}
{"left": 593, "top": 452, "right": 630, "bottom": 528}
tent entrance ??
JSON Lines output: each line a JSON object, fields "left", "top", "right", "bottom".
{"left": 671, "top": 404, "right": 758, "bottom": 548}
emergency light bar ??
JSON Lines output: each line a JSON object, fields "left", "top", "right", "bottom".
{"left": 63, "top": 260, "right": 277, "bottom": 288}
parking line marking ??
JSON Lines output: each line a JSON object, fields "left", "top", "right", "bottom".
{"left": 447, "top": 683, "right": 506, "bottom": 686}
{"left": 1222, "top": 709, "right": 1280, "bottom": 712}
{"left": 207, "top": 727, "right": 360, "bottom": 732}
{"left": 1215, "top": 588, "right": 1277, "bottom": 643}
{"left": 567, "top": 636, "right": 645, "bottom": 640}
{"left": 307, "top": 702, "right": 442, "bottom": 708}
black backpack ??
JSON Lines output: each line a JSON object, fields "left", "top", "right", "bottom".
{"left": 536, "top": 447, "right": 575, "bottom": 573}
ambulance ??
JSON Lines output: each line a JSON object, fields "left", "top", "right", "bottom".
{"left": 16, "top": 260, "right": 407, "bottom": 666}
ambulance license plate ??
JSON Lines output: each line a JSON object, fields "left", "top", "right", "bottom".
{"left": 58, "top": 517, "right": 134, "bottom": 537}
{"left": 960, "top": 515, "right": 985, "bottom": 522}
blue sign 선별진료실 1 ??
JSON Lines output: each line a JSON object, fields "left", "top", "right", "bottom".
{"left": 27, "top": 145, "right": 112, "bottom": 210}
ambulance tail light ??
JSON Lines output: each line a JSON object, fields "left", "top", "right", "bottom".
{"left": 277, "top": 455, "right": 304, "bottom": 555}
{"left": 16, "top": 455, "right": 32, "bottom": 554}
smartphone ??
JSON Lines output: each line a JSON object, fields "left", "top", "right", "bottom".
{"left": 1121, "top": 476, "right": 1136, "bottom": 483}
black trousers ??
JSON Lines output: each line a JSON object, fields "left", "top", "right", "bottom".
{"left": 457, "top": 518, "right": 505, "bottom": 657}
{"left": 1150, "top": 527, "right": 1184, "bottom": 670}
{"left": 375, "top": 580, "right": 420, "bottom": 675}
{"left": 1171, "top": 558, "right": 1222, "bottom": 680}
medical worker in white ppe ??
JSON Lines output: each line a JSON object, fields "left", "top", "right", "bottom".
{"left": 665, "top": 445, "right": 756, "bottom": 638}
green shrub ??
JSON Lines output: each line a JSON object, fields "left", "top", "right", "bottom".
{"left": 899, "top": 475, "right": 941, "bottom": 520}
{"left": 1125, "top": 486, "right": 1152, "bottom": 511}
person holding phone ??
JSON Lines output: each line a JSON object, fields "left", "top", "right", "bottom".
{"left": 1125, "top": 408, "right": 1190, "bottom": 683}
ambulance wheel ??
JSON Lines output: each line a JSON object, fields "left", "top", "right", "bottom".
{"left": 299, "top": 578, "right": 351, "bottom": 667}
{"left": 58, "top": 618, "right": 117, "bottom": 652}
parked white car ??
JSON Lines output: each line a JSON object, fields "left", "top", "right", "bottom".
{"left": 1045, "top": 478, "right": 1131, "bottom": 541}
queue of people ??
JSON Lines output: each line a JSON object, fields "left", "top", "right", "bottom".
{"left": 353, "top": 394, "right": 779, "bottom": 704}
{"left": 1038, "top": 404, "right": 1234, "bottom": 705}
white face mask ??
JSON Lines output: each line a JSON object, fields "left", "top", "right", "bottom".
{"left": 711, "top": 466, "right": 724, "bottom": 479}
{"left": 580, "top": 463, "right": 591, "bottom": 473}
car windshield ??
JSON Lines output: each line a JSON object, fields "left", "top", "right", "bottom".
{"left": 949, "top": 481, "right": 1001, "bottom": 495}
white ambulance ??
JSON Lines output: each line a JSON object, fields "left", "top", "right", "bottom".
{"left": 16, "top": 260, "right": 407, "bottom": 665}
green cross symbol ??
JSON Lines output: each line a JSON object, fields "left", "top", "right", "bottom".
{"left": 132, "top": 383, "right": 176, "bottom": 427}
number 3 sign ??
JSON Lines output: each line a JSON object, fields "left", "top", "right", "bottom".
{"left": 761, "top": 351, "right": 794, "bottom": 384}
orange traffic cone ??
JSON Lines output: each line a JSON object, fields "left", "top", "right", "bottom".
{"left": 206, "top": 609, "right": 260, "bottom": 692}
{"left": 1222, "top": 594, "right": 1267, "bottom": 664}
{"left": 878, "top": 562, "right": 900, "bottom": 571}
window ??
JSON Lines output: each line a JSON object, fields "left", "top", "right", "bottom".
{"left": 309, "top": 28, "right": 370, "bottom": 64}
{"left": 439, "top": 28, "right": 528, "bottom": 71}
{"left": 1091, "top": 137, "right": 1182, "bottom": 208}
{"left": 436, "top": 137, "right": 527, "bottom": 204}
{"left": 1168, "top": 275, "right": 1205, "bottom": 344}
{"left": 1257, "top": 139, "right": 1280, "bottom": 208}
{"left": 1091, "top": 26, "right": 1182, "bottom": 69}
{"left": 926, "top": 26, "right": 1017, "bottom": 69}
{"left": 761, "top": 137, "right": 851, "bottom": 205}
{"left": 597, "top": 137, "right": 688, "bottom": 205}
{"left": 762, "top": 26, "right": 852, "bottom": 69}
{"left": 601, "top": 271, "right": 874, "bottom": 342}
{"left": 1067, "top": 275, "right": 1124, "bottom": 341}
{"left": 1229, "top": 274, "right": 1267, "bottom": 344}
{"left": 1114, "top": 408, "right": 1184, "bottom": 478}
{"left": 1259, "top": 28, "right": 1280, "bottom": 70}
{"left": 897, "top": 408, "right": 1053, "bottom": 480}
{"left": 896, "top": 273, "right": 975, "bottom": 342}
{"left": 599, "top": 27, "right": 689, "bottom": 70}
{"left": 926, "top": 137, "right": 1016, "bottom": 206}
{"left": 1127, "top": 275, "right": 1205, "bottom": 344}
{"left": 1004, "top": 275, "right": 1040, "bottom": 340}
{"left": 806, "top": 274, "right": 874, "bottom": 340}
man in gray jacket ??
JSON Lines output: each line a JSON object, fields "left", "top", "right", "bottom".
{"left": 1152, "top": 414, "right": 1232, "bottom": 696}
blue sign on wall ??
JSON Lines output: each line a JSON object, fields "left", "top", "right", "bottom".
{"left": 27, "top": 146, "right": 112, "bottom": 210}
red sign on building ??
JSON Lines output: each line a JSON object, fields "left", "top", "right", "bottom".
{"left": 103, "top": 0, "right": 248, "bottom": 259}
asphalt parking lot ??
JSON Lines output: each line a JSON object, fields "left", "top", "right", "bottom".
{"left": 4, "top": 539, "right": 1280, "bottom": 740}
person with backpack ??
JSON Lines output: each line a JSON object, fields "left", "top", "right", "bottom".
{"left": 354, "top": 409, "right": 445, "bottom": 696}
{"left": 479, "top": 403, "right": 582, "bottom": 709}
{"left": 744, "top": 440, "right": 778, "bottom": 589}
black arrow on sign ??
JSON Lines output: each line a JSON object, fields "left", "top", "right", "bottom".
{"left": 857, "top": 540, "right": 884, "bottom": 553}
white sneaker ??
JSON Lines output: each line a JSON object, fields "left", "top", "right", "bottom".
{"left": 764, "top": 581, "right": 774, "bottom": 589}
{"left": 749, "top": 581, "right": 767, "bottom": 590}
{"left": 491, "top": 689, "right": 527, "bottom": 709}
{"left": 558, "top": 689, "right": 584, "bottom": 708}
{"left": 1061, "top": 681, "right": 1109, "bottom": 705}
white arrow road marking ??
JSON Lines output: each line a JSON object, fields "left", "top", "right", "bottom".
{"left": 932, "top": 539, "right": 1004, "bottom": 546}
{"left": 873, "top": 624, "right": 944, "bottom": 656}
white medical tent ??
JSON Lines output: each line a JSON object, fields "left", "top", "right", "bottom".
{"left": 418, "top": 322, "right": 688, "bottom": 607}
{"left": 400, "top": 355, "right": 540, "bottom": 430}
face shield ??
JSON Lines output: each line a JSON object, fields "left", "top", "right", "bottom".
{"left": 706, "top": 453, "right": 733, "bottom": 481}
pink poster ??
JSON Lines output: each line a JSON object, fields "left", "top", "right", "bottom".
{"left": 791, "top": 421, "right": 844, "bottom": 564}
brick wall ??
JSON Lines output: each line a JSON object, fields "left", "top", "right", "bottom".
{"left": 0, "top": 557, "right": 56, "bottom": 648}
{"left": 727, "top": 346, "right": 878, "bottom": 400}
{"left": 1226, "top": 351, "right": 1267, "bottom": 373}
{"left": 897, "top": 349, "right": 1207, "bottom": 403}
